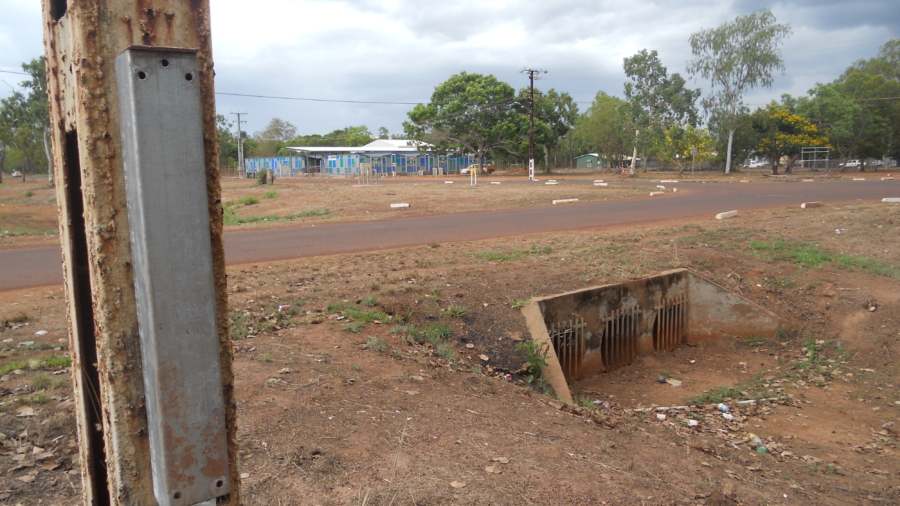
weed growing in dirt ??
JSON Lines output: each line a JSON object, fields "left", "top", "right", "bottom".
{"left": 364, "top": 336, "right": 389, "bottom": 353}
{"left": 574, "top": 395, "right": 595, "bottom": 408}
{"left": 440, "top": 305, "right": 468, "bottom": 318}
{"left": 24, "top": 190, "right": 34, "bottom": 197}
{"left": 471, "top": 250, "right": 525, "bottom": 262}
{"left": 428, "top": 243, "right": 440, "bottom": 248}
{"left": 31, "top": 373, "right": 50, "bottom": 391}
{"left": 32, "top": 391, "right": 49, "bottom": 404}
{"left": 510, "top": 297, "right": 531, "bottom": 309}
{"left": 744, "top": 336, "right": 768, "bottom": 347}
{"left": 434, "top": 342, "right": 456, "bottom": 362}
{"left": 261, "top": 190, "right": 277, "bottom": 199}
{"left": 257, "top": 354, "right": 273, "bottom": 363}
{"left": 515, "top": 340, "right": 549, "bottom": 379}
{"left": 763, "top": 277, "right": 796, "bottom": 288}
{"left": 362, "top": 296, "right": 379, "bottom": 307}
{"left": 415, "top": 259, "right": 433, "bottom": 268}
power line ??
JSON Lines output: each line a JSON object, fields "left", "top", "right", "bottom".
{"left": 0, "top": 69, "right": 29, "bottom": 76}
{"left": 217, "top": 92, "right": 422, "bottom": 105}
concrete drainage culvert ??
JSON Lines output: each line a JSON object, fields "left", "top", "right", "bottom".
{"left": 520, "top": 269, "right": 791, "bottom": 403}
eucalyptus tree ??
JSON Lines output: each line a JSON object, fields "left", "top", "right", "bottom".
{"left": 688, "top": 9, "right": 791, "bottom": 173}
{"left": 623, "top": 49, "right": 700, "bottom": 175}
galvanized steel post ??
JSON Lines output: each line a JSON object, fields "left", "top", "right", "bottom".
{"left": 40, "top": 2, "right": 240, "bottom": 505}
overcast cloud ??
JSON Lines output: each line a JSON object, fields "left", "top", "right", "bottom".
{"left": 0, "top": 0, "right": 897, "bottom": 137}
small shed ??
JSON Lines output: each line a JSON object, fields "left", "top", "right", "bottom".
{"left": 574, "top": 153, "right": 603, "bottom": 169}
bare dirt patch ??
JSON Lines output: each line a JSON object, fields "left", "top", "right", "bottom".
{"left": 0, "top": 196, "right": 898, "bottom": 505}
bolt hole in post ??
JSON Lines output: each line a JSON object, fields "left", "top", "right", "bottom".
{"left": 173, "top": 491, "right": 182, "bottom": 500}
{"left": 161, "top": 59, "right": 169, "bottom": 68}
{"left": 215, "top": 479, "right": 224, "bottom": 488}
{"left": 185, "top": 72, "right": 194, "bottom": 81}
{"left": 137, "top": 70, "right": 147, "bottom": 80}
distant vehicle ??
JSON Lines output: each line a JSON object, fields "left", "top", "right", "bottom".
{"left": 460, "top": 164, "right": 495, "bottom": 175}
{"left": 10, "top": 171, "right": 22, "bottom": 177}
{"left": 844, "top": 159, "right": 860, "bottom": 168}
{"left": 871, "top": 159, "right": 884, "bottom": 167}
{"left": 741, "top": 159, "right": 769, "bottom": 168}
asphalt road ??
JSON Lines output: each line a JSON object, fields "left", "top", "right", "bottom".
{"left": 1, "top": 180, "right": 897, "bottom": 292}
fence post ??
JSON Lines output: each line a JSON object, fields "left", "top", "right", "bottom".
{"left": 41, "top": 2, "right": 240, "bottom": 505}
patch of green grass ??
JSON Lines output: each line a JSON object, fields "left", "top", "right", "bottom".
{"left": 685, "top": 386, "right": 744, "bottom": 405}
{"left": 362, "top": 296, "right": 379, "bottom": 307}
{"left": 327, "top": 301, "right": 357, "bottom": 313}
{"left": 744, "top": 336, "right": 768, "bottom": 348}
{"left": 24, "top": 190, "right": 34, "bottom": 198}
{"left": 256, "top": 354, "right": 273, "bottom": 362}
{"left": 763, "top": 277, "right": 796, "bottom": 288}
{"left": 749, "top": 239, "right": 832, "bottom": 268}
{"left": 428, "top": 243, "right": 440, "bottom": 248}
{"left": 32, "top": 391, "right": 49, "bottom": 404}
{"left": 423, "top": 323, "right": 451, "bottom": 345}
{"left": 344, "top": 321, "right": 366, "bottom": 333}
{"left": 365, "top": 336, "right": 389, "bottom": 353}
{"left": 43, "top": 355, "right": 71, "bottom": 368}
{"left": 230, "top": 310, "right": 251, "bottom": 340}
{"left": 285, "top": 209, "right": 329, "bottom": 219}
{"left": 236, "top": 196, "right": 260, "bottom": 206}
{"left": 434, "top": 342, "right": 456, "bottom": 362}
{"left": 0, "top": 360, "right": 28, "bottom": 375}
{"left": 261, "top": 190, "right": 277, "bottom": 199}
{"left": 472, "top": 250, "right": 525, "bottom": 262}
{"left": 440, "top": 305, "right": 468, "bottom": 318}
{"left": 836, "top": 255, "right": 900, "bottom": 279}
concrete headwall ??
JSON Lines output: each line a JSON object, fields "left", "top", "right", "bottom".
{"left": 523, "top": 269, "right": 789, "bottom": 403}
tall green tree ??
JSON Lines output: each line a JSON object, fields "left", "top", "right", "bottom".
{"left": 0, "top": 58, "right": 52, "bottom": 182}
{"left": 216, "top": 114, "right": 239, "bottom": 169}
{"left": 404, "top": 72, "right": 520, "bottom": 173}
{"left": 688, "top": 9, "right": 791, "bottom": 173}
{"left": 572, "top": 92, "right": 633, "bottom": 168}
{"left": 623, "top": 49, "right": 700, "bottom": 174}
{"left": 509, "top": 88, "right": 578, "bottom": 172}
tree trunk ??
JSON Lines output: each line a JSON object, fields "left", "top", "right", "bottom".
{"left": 629, "top": 145, "right": 637, "bottom": 176}
{"left": 724, "top": 128, "right": 735, "bottom": 174}
{"left": 43, "top": 126, "right": 53, "bottom": 184}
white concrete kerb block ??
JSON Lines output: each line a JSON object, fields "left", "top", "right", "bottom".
{"left": 490, "top": 181, "right": 501, "bottom": 185}
{"left": 390, "top": 203, "right": 410, "bottom": 208}
{"left": 883, "top": 198, "right": 900, "bottom": 203}
{"left": 656, "top": 185, "right": 666, "bottom": 190}
{"left": 545, "top": 181, "right": 559, "bottom": 185}
{"left": 649, "top": 191, "right": 664, "bottom": 196}
{"left": 853, "top": 178, "right": 865, "bottom": 181}
{"left": 594, "top": 182, "right": 608, "bottom": 187}
{"left": 715, "top": 210, "right": 738, "bottom": 220}
{"left": 444, "top": 181, "right": 453, "bottom": 184}
{"left": 552, "top": 198, "right": 579, "bottom": 205}
{"left": 800, "top": 202, "right": 821, "bottom": 209}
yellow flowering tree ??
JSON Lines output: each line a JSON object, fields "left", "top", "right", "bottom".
{"left": 751, "top": 104, "right": 829, "bottom": 174}
{"left": 657, "top": 126, "right": 716, "bottom": 176}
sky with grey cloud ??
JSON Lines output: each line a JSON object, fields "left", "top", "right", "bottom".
{"left": 1, "top": 1, "right": 897, "bottom": 138}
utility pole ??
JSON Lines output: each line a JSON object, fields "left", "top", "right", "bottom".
{"left": 231, "top": 112, "right": 247, "bottom": 177}
{"left": 521, "top": 68, "right": 546, "bottom": 181}
{"left": 42, "top": 3, "right": 240, "bottom": 505}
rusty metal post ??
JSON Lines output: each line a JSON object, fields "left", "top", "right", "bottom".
{"left": 40, "top": 2, "right": 240, "bottom": 505}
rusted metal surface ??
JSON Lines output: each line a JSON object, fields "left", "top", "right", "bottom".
{"left": 41, "top": 2, "right": 239, "bottom": 505}
{"left": 653, "top": 294, "right": 686, "bottom": 352}
{"left": 547, "top": 317, "right": 585, "bottom": 383}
